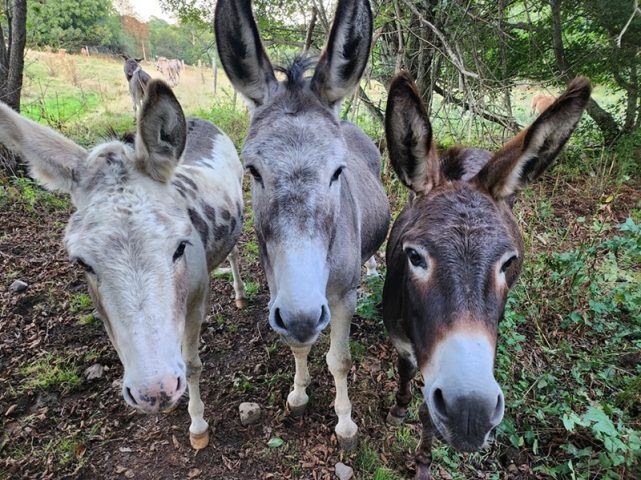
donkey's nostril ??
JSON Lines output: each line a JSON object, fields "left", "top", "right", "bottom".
{"left": 491, "top": 392, "right": 505, "bottom": 424}
{"left": 432, "top": 388, "right": 447, "bottom": 417}
{"left": 176, "top": 377, "right": 181, "bottom": 392}
{"left": 126, "top": 387, "right": 138, "bottom": 405}
{"left": 317, "top": 305, "right": 328, "bottom": 327}
{"left": 274, "top": 308, "right": 286, "bottom": 330}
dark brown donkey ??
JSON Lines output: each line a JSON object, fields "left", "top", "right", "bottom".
{"left": 383, "top": 72, "right": 591, "bottom": 479}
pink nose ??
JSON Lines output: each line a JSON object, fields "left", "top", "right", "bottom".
{"left": 123, "top": 374, "right": 186, "bottom": 412}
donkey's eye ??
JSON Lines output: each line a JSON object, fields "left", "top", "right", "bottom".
{"left": 330, "top": 166, "right": 344, "bottom": 185}
{"left": 247, "top": 165, "right": 263, "bottom": 184}
{"left": 173, "top": 241, "right": 189, "bottom": 262}
{"left": 501, "top": 255, "right": 517, "bottom": 273}
{"left": 75, "top": 258, "right": 95, "bottom": 275}
{"left": 405, "top": 248, "right": 427, "bottom": 269}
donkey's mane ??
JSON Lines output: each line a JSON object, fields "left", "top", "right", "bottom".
{"left": 275, "top": 55, "right": 316, "bottom": 90}
{"left": 104, "top": 127, "right": 136, "bottom": 146}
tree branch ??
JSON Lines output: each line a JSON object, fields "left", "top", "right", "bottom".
{"left": 433, "top": 83, "right": 521, "bottom": 132}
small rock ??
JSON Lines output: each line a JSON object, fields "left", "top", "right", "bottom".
{"left": 238, "top": 402, "right": 261, "bottom": 426}
{"left": 124, "top": 469, "right": 135, "bottom": 478}
{"left": 335, "top": 462, "right": 353, "bottom": 480}
{"left": 9, "top": 280, "right": 28, "bottom": 293}
{"left": 85, "top": 363, "right": 104, "bottom": 380}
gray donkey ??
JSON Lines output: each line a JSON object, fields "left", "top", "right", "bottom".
{"left": 121, "top": 55, "right": 151, "bottom": 115}
{"left": 215, "top": 0, "right": 390, "bottom": 449}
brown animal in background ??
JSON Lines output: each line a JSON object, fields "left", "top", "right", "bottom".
{"left": 121, "top": 55, "right": 151, "bottom": 115}
{"left": 383, "top": 72, "right": 590, "bottom": 479}
{"left": 531, "top": 93, "right": 557, "bottom": 115}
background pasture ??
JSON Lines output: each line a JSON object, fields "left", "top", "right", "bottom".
{"left": 0, "top": 49, "right": 639, "bottom": 479}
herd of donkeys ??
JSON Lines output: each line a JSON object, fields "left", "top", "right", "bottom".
{"left": 0, "top": 0, "right": 592, "bottom": 477}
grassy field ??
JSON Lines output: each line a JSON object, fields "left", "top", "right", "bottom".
{"left": 0, "top": 50, "right": 640, "bottom": 479}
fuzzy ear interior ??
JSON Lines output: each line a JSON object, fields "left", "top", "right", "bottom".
{"left": 310, "top": 0, "right": 373, "bottom": 107}
{"left": 475, "top": 77, "right": 591, "bottom": 199}
{"left": 135, "top": 79, "right": 186, "bottom": 183}
{"left": 385, "top": 71, "right": 440, "bottom": 194}
{"left": 214, "top": 0, "right": 277, "bottom": 109}
{"left": 0, "top": 103, "right": 87, "bottom": 193}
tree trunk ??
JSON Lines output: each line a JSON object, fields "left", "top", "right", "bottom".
{"left": 0, "top": 0, "right": 27, "bottom": 112}
{"left": 549, "top": 0, "right": 620, "bottom": 144}
{"left": 303, "top": 6, "right": 317, "bottom": 53}
{"left": 623, "top": 65, "right": 638, "bottom": 133}
{"left": 0, "top": 0, "right": 27, "bottom": 175}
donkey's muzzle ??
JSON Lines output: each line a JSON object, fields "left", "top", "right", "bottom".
{"left": 123, "top": 371, "right": 186, "bottom": 413}
{"left": 269, "top": 303, "right": 330, "bottom": 345}
{"left": 427, "top": 384, "right": 504, "bottom": 451}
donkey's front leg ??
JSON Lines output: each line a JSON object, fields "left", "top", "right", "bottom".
{"left": 286, "top": 344, "right": 312, "bottom": 415}
{"left": 387, "top": 350, "right": 417, "bottom": 426}
{"left": 227, "top": 245, "right": 247, "bottom": 309}
{"left": 327, "top": 293, "right": 358, "bottom": 450}
{"left": 415, "top": 402, "right": 434, "bottom": 480}
{"left": 182, "top": 299, "right": 209, "bottom": 449}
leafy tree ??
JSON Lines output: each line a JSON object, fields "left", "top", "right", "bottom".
{"left": 27, "top": 0, "right": 115, "bottom": 51}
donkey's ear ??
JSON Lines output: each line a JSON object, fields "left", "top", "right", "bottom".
{"left": 0, "top": 103, "right": 87, "bottom": 193}
{"left": 475, "top": 77, "right": 591, "bottom": 200}
{"left": 311, "top": 0, "right": 373, "bottom": 107}
{"left": 215, "top": 0, "right": 277, "bottom": 109}
{"left": 135, "top": 80, "right": 186, "bottom": 183}
{"left": 385, "top": 72, "right": 440, "bottom": 194}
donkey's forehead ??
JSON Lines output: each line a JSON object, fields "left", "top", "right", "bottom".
{"left": 66, "top": 195, "right": 190, "bottom": 257}
{"left": 243, "top": 108, "right": 345, "bottom": 168}
{"left": 405, "top": 184, "right": 516, "bottom": 249}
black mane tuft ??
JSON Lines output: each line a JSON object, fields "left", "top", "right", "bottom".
{"left": 275, "top": 55, "right": 316, "bottom": 90}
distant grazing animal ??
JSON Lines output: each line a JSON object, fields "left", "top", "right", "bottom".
{"left": 0, "top": 79, "right": 247, "bottom": 450}
{"left": 531, "top": 93, "right": 557, "bottom": 116}
{"left": 156, "top": 57, "right": 182, "bottom": 86}
{"left": 121, "top": 55, "right": 151, "bottom": 115}
{"left": 383, "top": 72, "right": 590, "bottom": 479}
{"left": 215, "top": 0, "right": 390, "bottom": 450}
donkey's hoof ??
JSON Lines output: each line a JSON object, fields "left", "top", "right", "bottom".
{"left": 386, "top": 410, "right": 405, "bottom": 426}
{"left": 189, "top": 430, "right": 209, "bottom": 450}
{"left": 337, "top": 431, "right": 358, "bottom": 451}
{"left": 287, "top": 401, "right": 308, "bottom": 416}
{"left": 235, "top": 297, "right": 248, "bottom": 309}
{"left": 162, "top": 402, "right": 180, "bottom": 414}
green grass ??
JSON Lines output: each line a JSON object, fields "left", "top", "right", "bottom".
{"left": 244, "top": 280, "right": 260, "bottom": 299}
{"left": 19, "top": 354, "right": 81, "bottom": 393}
{"left": 0, "top": 177, "right": 69, "bottom": 212}
{"left": 69, "top": 293, "right": 92, "bottom": 313}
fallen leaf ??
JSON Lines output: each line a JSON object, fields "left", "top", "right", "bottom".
{"left": 267, "top": 437, "right": 284, "bottom": 448}
{"left": 74, "top": 444, "right": 87, "bottom": 459}
{"left": 188, "top": 468, "right": 202, "bottom": 478}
